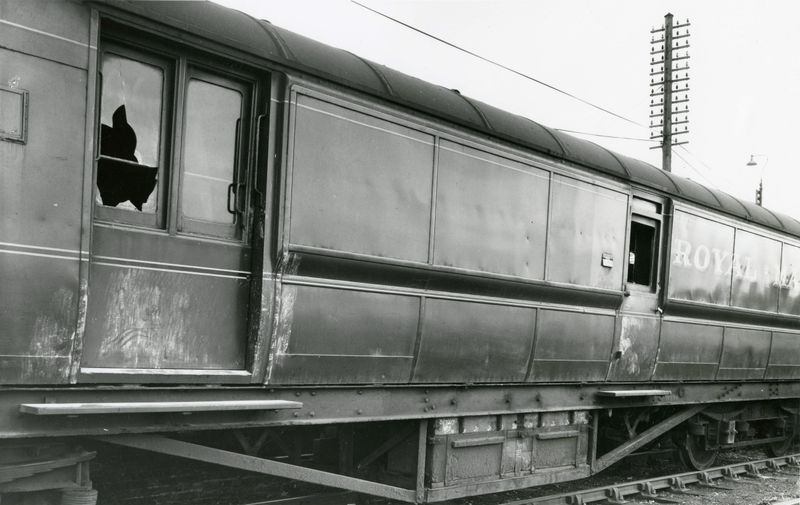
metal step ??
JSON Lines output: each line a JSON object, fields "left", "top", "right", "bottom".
{"left": 19, "top": 399, "right": 302, "bottom": 415}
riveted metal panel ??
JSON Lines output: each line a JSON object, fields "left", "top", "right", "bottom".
{"left": 654, "top": 321, "right": 723, "bottom": 380}
{"left": 767, "top": 331, "right": 800, "bottom": 379}
{"left": 82, "top": 264, "right": 248, "bottom": 370}
{"left": 607, "top": 316, "right": 660, "bottom": 382}
{"left": 433, "top": 140, "right": 549, "bottom": 279}
{"left": 667, "top": 210, "right": 734, "bottom": 306}
{"left": 413, "top": 299, "right": 534, "bottom": 383}
{"left": 530, "top": 309, "right": 614, "bottom": 382}
{"left": 289, "top": 93, "right": 434, "bottom": 262}
{"left": 731, "top": 230, "right": 781, "bottom": 312}
{"left": 716, "top": 327, "right": 770, "bottom": 380}
{"left": 779, "top": 243, "right": 800, "bottom": 316}
{"left": 269, "top": 285, "right": 418, "bottom": 384}
{"left": 546, "top": 175, "right": 627, "bottom": 290}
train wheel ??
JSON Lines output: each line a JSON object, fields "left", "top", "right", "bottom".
{"left": 676, "top": 431, "right": 717, "bottom": 470}
{"left": 766, "top": 421, "right": 796, "bottom": 457}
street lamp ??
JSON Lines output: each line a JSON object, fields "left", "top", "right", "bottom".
{"left": 746, "top": 154, "right": 768, "bottom": 206}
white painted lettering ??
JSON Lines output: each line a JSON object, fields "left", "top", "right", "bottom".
{"left": 712, "top": 248, "right": 732, "bottom": 276}
{"left": 694, "top": 245, "right": 711, "bottom": 271}
{"left": 673, "top": 239, "right": 692, "bottom": 267}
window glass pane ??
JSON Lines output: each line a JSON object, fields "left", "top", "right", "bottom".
{"left": 181, "top": 79, "right": 242, "bottom": 224}
{"left": 98, "top": 53, "right": 163, "bottom": 212}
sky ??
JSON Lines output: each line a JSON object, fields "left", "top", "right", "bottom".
{"left": 212, "top": 0, "right": 800, "bottom": 220}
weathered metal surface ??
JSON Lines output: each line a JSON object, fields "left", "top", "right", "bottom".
{"left": 97, "top": 435, "right": 418, "bottom": 503}
{"left": 530, "top": 309, "right": 615, "bottom": 382}
{"left": 0, "top": 6, "right": 89, "bottom": 384}
{"left": 716, "top": 327, "right": 771, "bottom": 380}
{"left": 653, "top": 321, "right": 723, "bottom": 380}
{"left": 730, "top": 230, "right": 781, "bottom": 311}
{"left": 288, "top": 93, "right": 434, "bottom": 262}
{"left": 427, "top": 411, "right": 589, "bottom": 493}
{"left": 2, "top": 384, "right": 800, "bottom": 439}
{"left": 82, "top": 262, "right": 249, "bottom": 370}
{"left": 779, "top": 244, "right": 800, "bottom": 315}
{"left": 269, "top": 284, "right": 418, "bottom": 384}
{"left": 607, "top": 316, "right": 660, "bottom": 382}
{"left": 668, "top": 210, "right": 735, "bottom": 306}
{"left": 412, "top": 298, "right": 535, "bottom": 383}
{"left": 546, "top": 175, "right": 627, "bottom": 290}
{"left": 767, "top": 331, "right": 800, "bottom": 379}
{"left": 433, "top": 140, "right": 549, "bottom": 279}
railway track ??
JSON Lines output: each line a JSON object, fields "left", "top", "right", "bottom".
{"left": 519, "top": 453, "right": 800, "bottom": 505}
{"left": 232, "top": 453, "right": 800, "bottom": 505}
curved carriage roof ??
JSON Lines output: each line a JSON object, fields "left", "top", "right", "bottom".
{"left": 110, "top": 0, "right": 800, "bottom": 238}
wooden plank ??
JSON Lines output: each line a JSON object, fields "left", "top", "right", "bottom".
{"left": 596, "top": 389, "right": 672, "bottom": 397}
{"left": 19, "top": 400, "right": 302, "bottom": 415}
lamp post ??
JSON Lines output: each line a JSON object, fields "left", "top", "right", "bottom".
{"left": 746, "top": 154, "right": 768, "bottom": 206}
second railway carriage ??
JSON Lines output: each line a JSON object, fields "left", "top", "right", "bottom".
{"left": 1, "top": 0, "right": 800, "bottom": 503}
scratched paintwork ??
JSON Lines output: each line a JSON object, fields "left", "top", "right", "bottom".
{"left": 608, "top": 316, "right": 659, "bottom": 382}
{"left": 82, "top": 266, "right": 248, "bottom": 370}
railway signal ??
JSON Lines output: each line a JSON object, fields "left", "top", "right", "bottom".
{"left": 649, "top": 13, "right": 691, "bottom": 172}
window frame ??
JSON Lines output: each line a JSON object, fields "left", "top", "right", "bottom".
{"left": 626, "top": 196, "right": 664, "bottom": 294}
{"left": 175, "top": 67, "right": 253, "bottom": 241}
{"left": 93, "top": 42, "right": 173, "bottom": 229}
{"left": 93, "top": 28, "right": 260, "bottom": 244}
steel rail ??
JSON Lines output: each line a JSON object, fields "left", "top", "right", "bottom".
{"left": 510, "top": 453, "right": 800, "bottom": 505}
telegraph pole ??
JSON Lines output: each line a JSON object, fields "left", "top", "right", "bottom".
{"left": 650, "top": 14, "right": 690, "bottom": 172}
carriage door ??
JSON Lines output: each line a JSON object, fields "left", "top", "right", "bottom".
{"left": 609, "top": 196, "right": 664, "bottom": 381}
{"left": 81, "top": 40, "right": 260, "bottom": 380}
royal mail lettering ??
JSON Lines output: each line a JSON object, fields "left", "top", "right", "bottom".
{"left": 668, "top": 210, "right": 800, "bottom": 311}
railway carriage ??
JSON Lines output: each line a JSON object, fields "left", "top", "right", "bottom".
{"left": 1, "top": 1, "right": 800, "bottom": 503}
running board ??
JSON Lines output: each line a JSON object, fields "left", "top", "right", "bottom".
{"left": 596, "top": 389, "right": 671, "bottom": 397}
{"left": 19, "top": 400, "right": 302, "bottom": 415}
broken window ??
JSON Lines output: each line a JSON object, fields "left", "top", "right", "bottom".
{"left": 627, "top": 218, "right": 657, "bottom": 286}
{"left": 94, "top": 33, "right": 257, "bottom": 241}
{"left": 97, "top": 52, "right": 164, "bottom": 213}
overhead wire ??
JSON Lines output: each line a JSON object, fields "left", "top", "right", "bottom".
{"left": 352, "top": 1, "right": 727, "bottom": 191}
{"left": 672, "top": 148, "right": 719, "bottom": 189}
{"left": 351, "top": 0, "right": 645, "bottom": 127}
{"left": 555, "top": 128, "right": 656, "bottom": 143}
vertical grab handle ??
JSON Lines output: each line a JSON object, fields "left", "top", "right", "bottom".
{"left": 252, "top": 113, "right": 267, "bottom": 208}
{"left": 93, "top": 71, "right": 103, "bottom": 161}
{"left": 228, "top": 118, "right": 242, "bottom": 216}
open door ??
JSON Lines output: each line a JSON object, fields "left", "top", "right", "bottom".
{"left": 609, "top": 196, "right": 665, "bottom": 381}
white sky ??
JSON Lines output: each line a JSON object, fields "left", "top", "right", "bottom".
{"left": 213, "top": 0, "right": 800, "bottom": 220}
